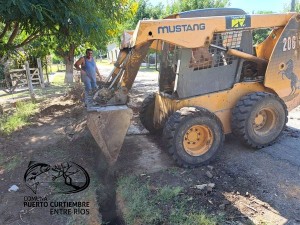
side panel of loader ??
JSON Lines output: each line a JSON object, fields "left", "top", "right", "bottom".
{"left": 264, "top": 14, "right": 300, "bottom": 111}
{"left": 153, "top": 82, "right": 273, "bottom": 134}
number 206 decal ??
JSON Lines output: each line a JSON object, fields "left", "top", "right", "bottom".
{"left": 282, "top": 36, "right": 297, "bottom": 51}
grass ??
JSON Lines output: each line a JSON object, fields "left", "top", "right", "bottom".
{"left": 44, "top": 64, "right": 66, "bottom": 74}
{"left": 0, "top": 72, "right": 73, "bottom": 136}
{"left": 182, "top": 213, "right": 221, "bottom": 225}
{"left": 0, "top": 89, "right": 29, "bottom": 100}
{"left": 0, "top": 101, "right": 38, "bottom": 135}
{"left": 117, "top": 176, "right": 162, "bottom": 224}
{"left": 117, "top": 176, "right": 223, "bottom": 225}
{"left": 96, "top": 59, "right": 112, "bottom": 66}
{"left": 51, "top": 72, "right": 66, "bottom": 84}
{"left": 0, "top": 72, "right": 69, "bottom": 102}
{"left": 156, "top": 185, "right": 183, "bottom": 202}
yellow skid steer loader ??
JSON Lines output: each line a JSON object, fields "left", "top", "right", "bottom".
{"left": 87, "top": 8, "right": 300, "bottom": 167}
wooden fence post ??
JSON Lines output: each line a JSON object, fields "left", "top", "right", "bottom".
{"left": 25, "top": 61, "right": 35, "bottom": 100}
{"left": 37, "top": 58, "right": 45, "bottom": 88}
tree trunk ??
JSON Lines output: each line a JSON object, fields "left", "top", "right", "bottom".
{"left": 64, "top": 57, "right": 74, "bottom": 83}
{"left": 0, "top": 56, "right": 11, "bottom": 90}
{"left": 291, "top": 0, "right": 296, "bottom": 11}
{"left": 64, "top": 44, "right": 76, "bottom": 83}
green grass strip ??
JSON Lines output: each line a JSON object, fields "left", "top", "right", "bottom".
{"left": 0, "top": 101, "right": 38, "bottom": 135}
{"left": 117, "top": 176, "right": 222, "bottom": 225}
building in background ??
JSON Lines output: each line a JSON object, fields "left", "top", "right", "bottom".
{"left": 107, "top": 43, "right": 120, "bottom": 63}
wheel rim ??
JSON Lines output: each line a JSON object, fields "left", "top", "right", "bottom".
{"left": 253, "top": 108, "right": 277, "bottom": 135}
{"left": 183, "top": 125, "right": 213, "bottom": 156}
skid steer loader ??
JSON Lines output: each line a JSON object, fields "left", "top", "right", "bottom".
{"left": 87, "top": 8, "right": 300, "bottom": 167}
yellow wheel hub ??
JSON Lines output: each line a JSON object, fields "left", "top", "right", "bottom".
{"left": 253, "top": 108, "right": 276, "bottom": 134}
{"left": 254, "top": 111, "right": 266, "bottom": 129}
{"left": 183, "top": 125, "right": 213, "bottom": 156}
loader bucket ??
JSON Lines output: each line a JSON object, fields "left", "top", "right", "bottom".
{"left": 87, "top": 105, "right": 133, "bottom": 165}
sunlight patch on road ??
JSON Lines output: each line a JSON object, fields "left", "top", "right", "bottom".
{"left": 223, "top": 192, "right": 288, "bottom": 225}
{"left": 28, "top": 135, "right": 49, "bottom": 144}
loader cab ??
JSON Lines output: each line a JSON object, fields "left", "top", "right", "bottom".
{"left": 158, "top": 8, "right": 254, "bottom": 98}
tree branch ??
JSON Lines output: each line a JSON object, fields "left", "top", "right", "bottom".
{"left": 0, "top": 22, "right": 11, "bottom": 40}
{"left": 15, "top": 32, "right": 41, "bottom": 48}
{"left": 56, "top": 46, "right": 66, "bottom": 57}
{"left": 7, "top": 22, "right": 20, "bottom": 44}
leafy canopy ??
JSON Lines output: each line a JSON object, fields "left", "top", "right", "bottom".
{"left": 165, "top": 0, "right": 230, "bottom": 15}
{"left": 0, "top": 0, "right": 137, "bottom": 57}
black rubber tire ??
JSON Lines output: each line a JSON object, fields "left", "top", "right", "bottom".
{"left": 163, "top": 107, "right": 224, "bottom": 168}
{"left": 231, "top": 92, "right": 288, "bottom": 148}
{"left": 139, "top": 93, "right": 162, "bottom": 134}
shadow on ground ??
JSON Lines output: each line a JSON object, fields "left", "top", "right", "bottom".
{"left": 114, "top": 127, "right": 300, "bottom": 224}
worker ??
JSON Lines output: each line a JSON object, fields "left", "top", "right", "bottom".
{"left": 74, "top": 48, "right": 103, "bottom": 105}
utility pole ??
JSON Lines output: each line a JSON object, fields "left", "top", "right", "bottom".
{"left": 291, "top": 0, "right": 296, "bottom": 12}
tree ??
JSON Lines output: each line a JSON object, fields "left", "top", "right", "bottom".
{"left": 0, "top": 0, "right": 95, "bottom": 81}
{"left": 131, "top": 0, "right": 164, "bottom": 25}
{"left": 0, "top": 0, "right": 83, "bottom": 57}
{"left": 53, "top": 0, "right": 138, "bottom": 83}
{"left": 289, "top": 1, "right": 300, "bottom": 12}
{"left": 252, "top": 11, "right": 274, "bottom": 45}
{"left": 164, "top": 0, "right": 230, "bottom": 16}
{"left": 0, "top": 0, "right": 137, "bottom": 83}
{"left": 0, "top": 1, "right": 60, "bottom": 77}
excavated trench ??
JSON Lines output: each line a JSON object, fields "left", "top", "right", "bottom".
{"left": 96, "top": 171, "right": 121, "bottom": 224}
{"left": 91, "top": 138, "right": 121, "bottom": 224}
{"left": 92, "top": 132, "right": 175, "bottom": 224}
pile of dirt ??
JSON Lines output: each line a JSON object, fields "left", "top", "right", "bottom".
{"left": 39, "top": 104, "right": 74, "bottom": 117}
{"left": 66, "top": 83, "right": 84, "bottom": 102}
